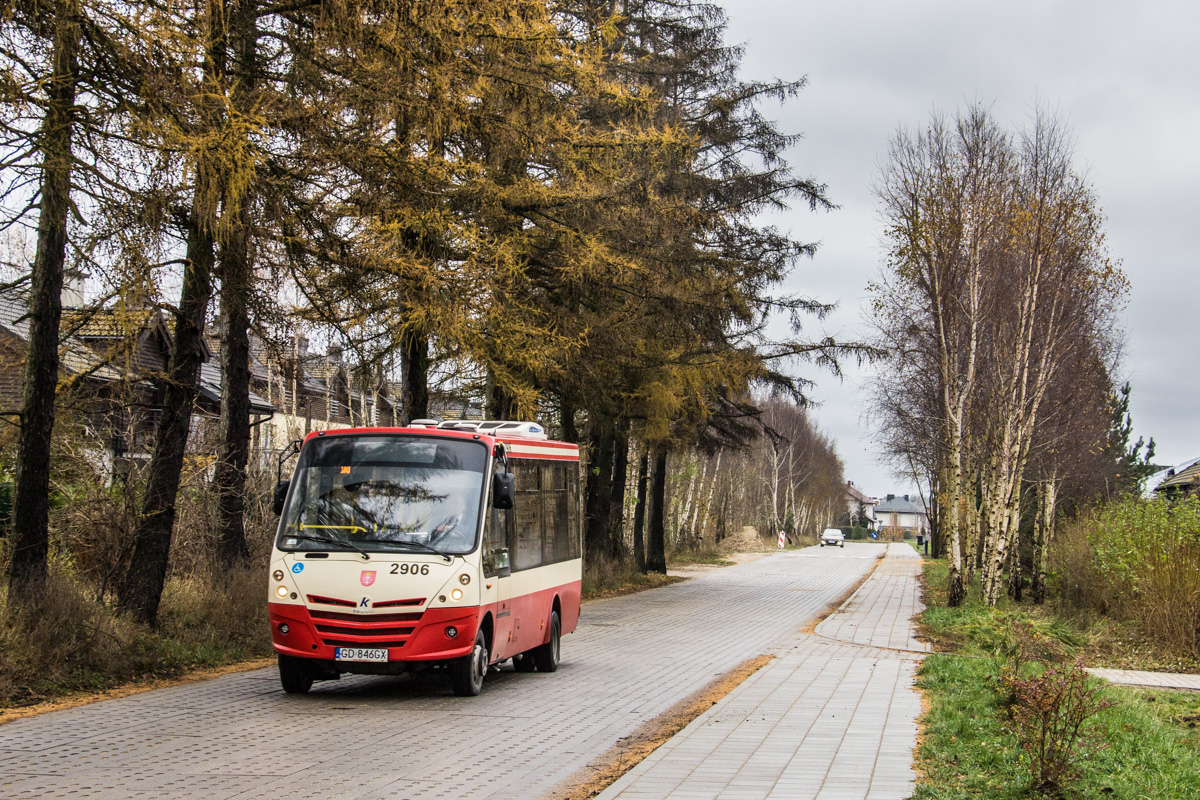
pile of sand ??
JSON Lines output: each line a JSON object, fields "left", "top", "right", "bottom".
{"left": 717, "top": 525, "right": 775, "bottom": 553}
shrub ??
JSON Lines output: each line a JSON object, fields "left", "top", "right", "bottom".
{"left": 1009, "top": 659, "right": 1115, "bottom": 795}
{"left": 1053, "top": 495, "right": 1200, "bottom": 659}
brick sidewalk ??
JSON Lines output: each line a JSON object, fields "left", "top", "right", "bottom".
{"left": 598, "top": 544, "right": 928, "bottom": 800}
{"left": 1086, "top": 668, "right": 1200, "bottom": 692}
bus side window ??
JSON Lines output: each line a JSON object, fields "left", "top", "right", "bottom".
{"left": 484, "top": 491, "right": 510, "bottom": 576}
{"left": 542, "top": 463, "right": 560, "bottom": 563}
{"left": 512, "top": 461, "right": 543, "bottom": 571}
{"left": 567, "top": 466, "right": 581, "bottom": 559}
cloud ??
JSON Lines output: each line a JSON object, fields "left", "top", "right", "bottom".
{"left": 722, "top": 0, "right": 1200, "bottom": 493}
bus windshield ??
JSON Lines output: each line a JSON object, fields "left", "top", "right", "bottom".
{"left": 277, "top": 434, "right": 488, "bottom": 556}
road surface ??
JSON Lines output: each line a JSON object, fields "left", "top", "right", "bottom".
{"left": 0, "top": 545, "right": 884, "bottom": 800}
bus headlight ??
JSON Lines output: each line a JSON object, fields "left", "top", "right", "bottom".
{"left": 450, "top": 588, "right": 463, "bottom": 601}
{"left": 276, "top": 585, "right": 289, "bottom": 598}
{"left": 459, "top": 573, "right": 471, "bottom": 585}
{"left": 272, "top": 570, "right": 284, "bottom": 581}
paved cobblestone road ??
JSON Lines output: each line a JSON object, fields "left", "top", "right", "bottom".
{"left": 0, "top": 545, "right": 884, "bottom": 800}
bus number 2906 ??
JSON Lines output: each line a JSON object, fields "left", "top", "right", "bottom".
{"left": 390, "top": 563, "right": 430, "bottom": 575}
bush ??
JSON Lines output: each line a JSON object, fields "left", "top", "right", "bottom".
{"left": 582, "top": 553, "right": 678, "bottom": 599}
{"left": 1053, "top": 495, "right": 1200, "bottom": 659}
{"left": 1009, "top": 659, "right": 1115, "bottom": 795}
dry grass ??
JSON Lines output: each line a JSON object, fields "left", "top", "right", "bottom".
{"left": 582, "top": 554, "right": 684, "bottom": 600}
{"left": 0, "top": 567, "right": 272, "bottom": 708}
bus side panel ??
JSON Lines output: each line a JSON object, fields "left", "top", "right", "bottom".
{"left": 509, "top": 559, "right": 581, "bottom": 652}
{"left": 558, "top": 578, "right": 581, "bottom": 635}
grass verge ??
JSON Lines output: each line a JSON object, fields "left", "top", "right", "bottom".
{"left": 666, "top": 548, "right": 735, "bottom": 567}
{"left": 913, "top": 558, "right": 1200, "bottom": 799}
{"left": 0, "top": 569, "right": 273, "bottom": 711}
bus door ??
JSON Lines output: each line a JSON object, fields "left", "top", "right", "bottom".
{"left": 482, "top": 501, "right": 514, "bottom": 660}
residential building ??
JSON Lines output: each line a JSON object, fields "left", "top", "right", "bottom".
{"left": 844, "top": 481, "right": 878, "bottom": 529}
{"left": 874, "top": 494, "right": 929, "bottom": 540}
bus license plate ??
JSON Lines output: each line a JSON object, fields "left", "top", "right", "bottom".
{"left": 334, "top": 647, "right": 388, "bottom": 663}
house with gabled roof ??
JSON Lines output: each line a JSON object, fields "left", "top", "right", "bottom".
{"left": 1153, "top": 457, "right": 1200, "bottom": 499}
{"left": 0, "top": 288, "right": 275, "bottom": 479}
{"left": 844, "top": 481, "right": 878, "bottom": 529}
{"left": 242, "top": 335, "right": 397, "bottom": 458}
{"left": 875, "top": 493, "right": 929, "bottom": 540}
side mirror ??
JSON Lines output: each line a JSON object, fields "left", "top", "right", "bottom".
{"left": 273, "top": 481, "right": 290, "bottom": 516}
{"left": 492, "top": 472, "right": 515, "bottom": 510}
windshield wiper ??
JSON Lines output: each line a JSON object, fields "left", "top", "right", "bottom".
{"left": 286, "top": 532, "right": 371, "bottom": 561}
{"left": 357, "top": 536, "right": 452, "bottom": 562}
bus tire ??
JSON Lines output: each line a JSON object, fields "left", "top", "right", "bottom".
{"left": 278, "top": 655, "right": 314, "bottom": 694}
{"left": 532, "top": 610, "right": 561, "bottom": 673}
{"left": 451, "top": 629, "right": 488, "bottom": 697}
{"left": 512, "top": 652, "right": 537, "bottom": 672}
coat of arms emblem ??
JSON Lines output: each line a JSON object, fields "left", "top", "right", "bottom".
{"left": 360, "top": 570, "right": 376, "bottom": 587}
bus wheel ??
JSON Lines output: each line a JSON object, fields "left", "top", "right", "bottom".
{"left": 278, "top": 655, "right": 314, "bottom": 694}
{"left": 451, "top": 629, "right": 488, "bottom": 697}
{"left": 532, "top": 610, "right": 561, "bottom": 673}
{"left": 512, "top": 652, "right": 537, "bottom": 673}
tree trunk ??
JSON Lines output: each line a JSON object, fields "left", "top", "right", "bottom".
{"left": 608, "top": 422, "right": 630, "bottom": 558}
{"left": 583, "top": 415, "right": 614, "bottom": 559}
{"left": 118, "top": 210, "right": 215, "bottom": 625}
{"left": 697, "top": 450, "right": 722, "bottom": 544}
{"left": 1031, "top": 475, "right": 1056, "bottom": 605}
{"left": 646, "top": 447, "right": 667, "bottom": 574}
{"left": 632, "top": 449, "right": 648, "bottom": 573}
{"left": 400, "top": 329, "right": 429, "bottom": 423}
{"left": 677, "top": 457, "right": 699, "bottom": 545}
{"left": 7, "top": 1, "right": 79, "bottom": 599}
{"left": 945, "top": 430, "right": 966, "bottom": 607}
{"left": 559, "top": 396, "right": 577, "bottom": 443}
{"left": 207, "top": 0, "right": 261, "bottom": 571}
{"left": 213, "top": 206, "right": 253, "bottom": 569}
{"left": 1007, "top": 498, "right": 1023, "bottom": 602}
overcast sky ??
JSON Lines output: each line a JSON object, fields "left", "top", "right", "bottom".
{"left": 718, "top": 0, "right": 1200, "bottom": 497}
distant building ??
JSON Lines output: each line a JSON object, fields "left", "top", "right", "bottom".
{"left": 875, "top": 494, "right": 929, "bottom": 540}
{"left": 844, "top": 481, "right": 878, "bottom": 529}
{"left": 0, "top": 285, "right": 401, "bottom": 479}
{"left": 1152, "top": 457, "right": 1200, "bottom": 499}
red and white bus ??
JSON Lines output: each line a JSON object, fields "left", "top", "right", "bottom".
{"left": 267, "top": 420, "right": 582, "bottom": 696}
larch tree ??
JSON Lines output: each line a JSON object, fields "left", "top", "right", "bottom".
{"left": 1, "top": 0, "right": 169, "bottom": 600}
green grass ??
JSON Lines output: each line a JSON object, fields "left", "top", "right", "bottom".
{"left": 914, "top": 557, "right": 1200, "bottom": 798}
{"left": 915, "top": 655, "right": 1200, "bottom": 799}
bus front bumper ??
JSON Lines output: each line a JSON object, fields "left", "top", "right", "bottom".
{"left": 269, "top": 602, "right": 479, "bottom": 663}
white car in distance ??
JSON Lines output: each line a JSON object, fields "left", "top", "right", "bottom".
{"left": 820, "top": 528, "right": 845, "bottom": 548}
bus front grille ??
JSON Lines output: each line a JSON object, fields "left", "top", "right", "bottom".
{"left": 310, "top": 609, "right": 423, "bottom": 623}
{"left": 316, "top": 624, "right": 416, "bottom": 637}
